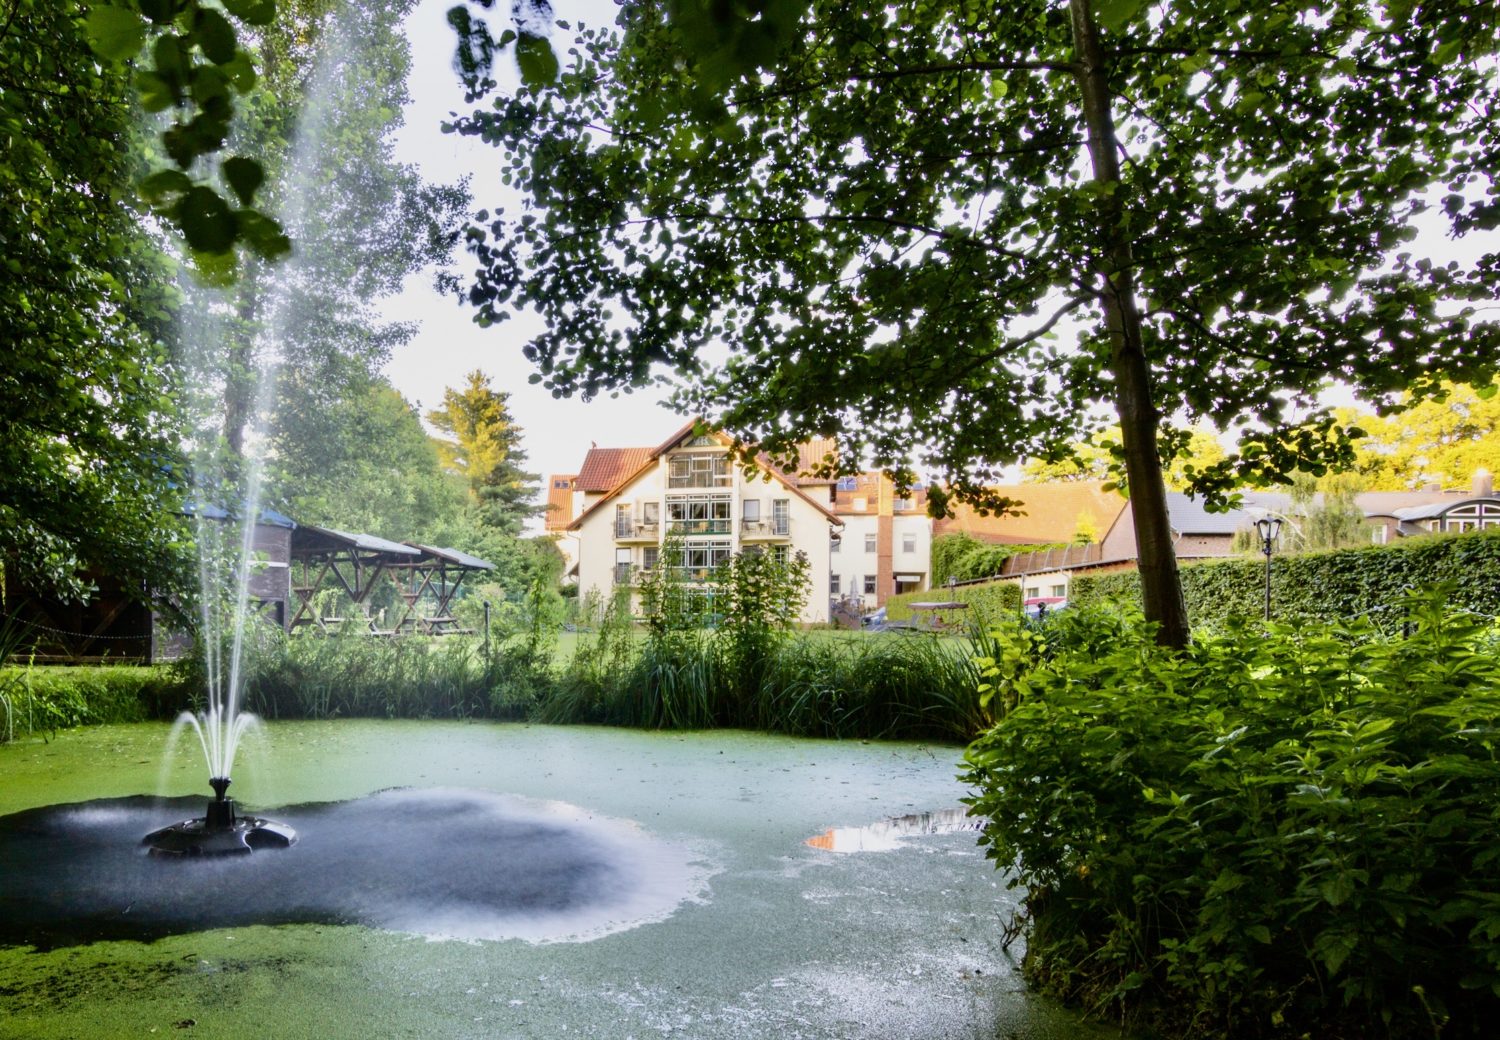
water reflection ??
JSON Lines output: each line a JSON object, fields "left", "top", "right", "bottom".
{"left": 805, "top": 808, "right": 981, "bottom": 852}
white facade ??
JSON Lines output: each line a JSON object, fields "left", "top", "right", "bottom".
{"left": 569, "top": 435, "right": 840, "bottom": 623}
{"left": 828, "top": 512, "right": 931, "bottom": 610}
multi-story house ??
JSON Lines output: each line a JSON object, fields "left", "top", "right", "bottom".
{"left": 827, "top": 473, "right": 933, "bottom": 611}
{"left": 554, "top": 422, "right": 842, "bottom": 622}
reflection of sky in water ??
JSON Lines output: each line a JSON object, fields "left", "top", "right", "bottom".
{"left": 0, "top": 789, "right": 715, "bottom": 949}
{"left": 805, "top": 808, "right": 981, "bottom": 853}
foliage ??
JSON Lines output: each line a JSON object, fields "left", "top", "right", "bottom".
{"left": 0, "top": 665, "right": 192, "bottom": 742}
{"left": 1338, "top": 381, "right": 1500, "bottom": 491}
{"left": 1022, "top": 425, "right": 1226, "bottom": 492}
{"left": 930, "top": 534, "right": 1057, "bottom": 586}
{"left": 425, "top": 370, "right": 542, "bottom": 536}
{"left": 1072, "top": 527, "right": 1500, "bottom": 630}
{"left": 963, "top": 592, "right": 1500, "bottom": 1037}
{"left": 885, "top": 577, "right": 1023, "bottom": 626}
{"left": 1, "top": 1, "right": 193, "bottom": 604}
{"left": 186, "top": 0, "right": 467, "bottom": 468}
{"left": 447, "top": 0, "right": 1500, "bottom": 647}
{"left": 80, "top": 0, "right": 289, "bottom": 264}
{"left": 273, "top": 379, "right": 467, "bottom": 542}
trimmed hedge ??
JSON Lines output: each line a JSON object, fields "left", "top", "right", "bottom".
{"left": 0, "top": 665, "right": 191, "bottom": 740}
{"left": 1070, "top": 527, "right": 1500, "bottom": 627}
{"left": 886, "top": 578, "right": 1021, "bottom": 625}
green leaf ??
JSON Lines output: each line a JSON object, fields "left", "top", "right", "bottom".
{"left": 221, "top": 157, "right": 265, "bottom": 205}
{"left": 139, "top": 168, "right": 193, "bottom": 204}
{"left": 85, "top": 7, "right": 146, "bottom": 62}
{"left": 515, "top": 35, "right": 560, "bottom": 89}
{"left": 193, "top": 8, "right": 239, "bottom": 65}
{"left": 235, "top": 209, "right": 292, "bottom": 260}
{"left": 1095, "top": 0, "right": 1149, "bottom": 33}
{"left": 175, "top": 186, "right": 237, "bottom": 253}
{"left": 222, "top": 0, "right": 277, "bottom": 27}
{"left": 221, "top": 51, "right": 258, "bottom": 92}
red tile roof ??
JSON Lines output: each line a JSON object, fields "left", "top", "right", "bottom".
{"left": 544, "top": 475, "right": 577, "bottom": 532}
{"left": 934, "top": 481, "right": 1127, "bottom": 545}
{"left": 575, "top": 448, "right": 654, "bottom": 493}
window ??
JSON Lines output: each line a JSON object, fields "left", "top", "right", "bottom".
{"left": 772, "top": 499, "right": 790, "bottom": 535}
{"left": 674, "top": 540, "right": 733, "bottom": 581}
{"left": 771, "top": 545, "right": 789, "bottom": 565}
{"left": 863, "top": 575, "right": 876, "bottom": 595}
{"left": 830, "top": 574, "right": 841, "bottom": 594}
{"left": 614, "top": 548, "right": 632, "bottom": 584}
{"left": 902, "top": 533, "right": 916, "bottom": 553}
{"left": 893, "top": 498, "right": 913, "bottom": 512}
{"left": 742, "top": 499, "right": 761, "bottom": 523}
{"left": 1051, "top": 584, "right": 1067, "bottom": 598}
{"left": 852, "top": 496, "right": 868, "bottom": 511}
{"left": 686, "top": 434, "right": 716, "bottom": 447}
{"left": 836, "top": 476, "right": 858, "bottom": 491}
{"left": 553, "top": 479, "right": 571, "bottom": 489}
{"left": 864, "top": 533, "right": 877, "bottom": 553}
{"left": 641, "top": 501, "right": 660, "bottom": 525}
{"left": 1371, "top": 525, "right": 1387, "bottom": 545}
{"left": 642, "top": 546, "right": 660, "bottom": 571}
{"left": 1025, "top": 586, "right": 1041, "bottom": 598}
{"left": 666, "top": 494, "right": 732, "bottom": 534}
{"left": 614, "top": 504, "right": 632, "bottom": 538}
{"left": 668, "top": 453, "right": 729, "bottom": 488}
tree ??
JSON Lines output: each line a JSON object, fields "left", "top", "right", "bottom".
{"left": 1, "top": 1, "right": 190, "bottom": 601}
{"left": 449, "top": 0, "right": 1499, "bottom": 648}
{"left": 425, "top": 371, "right": 542, "bottom": 536}
{"left": 183, "top": 0, "right": 467, "bottom": 468}
{"left": 1338, "top": 383, "right": 1500, "bottom": 490}
{"left": 268, "top": 379, "right": 467, "bottom": 541}
{"left": 1023, "top": 425, "right": 1226, "bottom": 491}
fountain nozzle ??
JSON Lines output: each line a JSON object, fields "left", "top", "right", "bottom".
{"left": 210, "top": 776, "right": 231, "bottom": 802}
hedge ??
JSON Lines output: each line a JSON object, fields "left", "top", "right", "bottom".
{"left": 931, "top": 533, "right": 1061, "bottom": 585}
{"left": 886, "top": 578, "right": 1021, "bottom": 626}
{"left": 1070, "top": 527, "right": 1500, "bottom": 627}
{"left": 0, "top": 665, "right": 190, "bottom": 740}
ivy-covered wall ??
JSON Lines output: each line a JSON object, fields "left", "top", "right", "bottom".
{"left": 930, "top": 533, "right": 1061, "bottom": 585}
{"left": 1070, "top": 528, "right": 1500, "bottom": 626}
{"left": 885, "top": 579, "right": 1022, "bottom": 625}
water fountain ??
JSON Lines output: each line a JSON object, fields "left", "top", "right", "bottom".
{"left": 142, "top": 776, "right": 296, "bottom": 857}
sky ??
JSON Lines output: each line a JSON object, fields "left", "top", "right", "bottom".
{"left": 377, "top": 0, "right": 682, "bottom": 495}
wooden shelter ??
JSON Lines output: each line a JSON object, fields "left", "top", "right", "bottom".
{"left": 287, "top": 527, "right": 494, "bottom": 635}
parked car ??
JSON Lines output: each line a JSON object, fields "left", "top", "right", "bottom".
{"left": 1023, "top": 596, "right": 1067, "bottom": 619}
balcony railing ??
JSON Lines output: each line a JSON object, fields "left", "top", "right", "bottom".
{"left": 741, "top": 519, "right": 791, "bottom": 538}
{"left": 615, "top": 520, "right": 659, "bottom": 540}
{"left": 666, "top": 519, "right": 731, "bottom": 536}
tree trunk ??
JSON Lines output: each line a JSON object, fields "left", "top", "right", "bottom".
{"left": 1068, "top": 0, "right": 1190, "bottom": 649}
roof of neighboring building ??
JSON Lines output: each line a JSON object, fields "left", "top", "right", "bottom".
{"left": 1393, "top": 496, "right": 1500, "bottom": 521}
{"left": 575, "top": 448, "right": 654, "bottom": 492}
{"left": 935, "top": 481, "right": 1127, "bottom": 545}
{"left": 544, "top": 474, "right": 577, "bottom": 531}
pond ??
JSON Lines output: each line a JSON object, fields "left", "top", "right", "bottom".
{"left": 0, "top": 721, "right": 1115, "bottom": 1040}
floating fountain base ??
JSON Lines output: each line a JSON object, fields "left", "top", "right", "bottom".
{"left": 143, "top": 778, "right": 296, "bottom": 858}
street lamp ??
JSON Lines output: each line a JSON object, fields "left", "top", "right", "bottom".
{"left": 1254, "top": 516, "right": 1283, "bottom": 621}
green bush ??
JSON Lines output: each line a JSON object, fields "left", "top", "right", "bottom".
{"left": 886, "top": 577, "right": 1022, "bottom": 624}
{"left": 962, "top": 590, "right": 1500, "bottom": 1038}
{"left": 1070, "top": 527, "right": 1500, "bottom": 628}
{"left": 0, "top": 664, "right": 191, "bottom": 740}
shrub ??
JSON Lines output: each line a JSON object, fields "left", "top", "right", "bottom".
{"left": 886, "top": 577, "right": 1022, "bottom": 624}
{"left": 931, "top": 532, "right": 1061, "bottom": 585}
{"left": 1070, "top": 527, "right": 1500, "bottom": 628}
{"left": 0, "top": 664, "right": 191, "bottom": 741}
{"left": 962, "top": 589, "right": 1500, "bottom": 1037}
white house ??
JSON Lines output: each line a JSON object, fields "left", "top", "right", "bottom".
{"left": 556, "top": 422, "right": 842, "bottom": 623}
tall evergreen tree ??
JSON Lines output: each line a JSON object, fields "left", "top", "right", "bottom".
{"left": 426, "top": 371, "right": 542, "bottom": 537}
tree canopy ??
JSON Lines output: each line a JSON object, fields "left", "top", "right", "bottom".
{"left": 1339, "top": 382, "right": 1500, "bottom": 490}
{"left": 449, "top": 0, "right": 1499, "bottom": 645}
{"left": 1, "top": 1, "right": 190, "bottom": 600}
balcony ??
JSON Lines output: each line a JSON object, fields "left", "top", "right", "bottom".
{"left": 740, "top": 518, "right": 791, "bottom": 541}
{"left": 666, "top": 519, "right": 731, "bottom": 537}
{"left": 614, "top": 521, "right": 659, "bottom": 542}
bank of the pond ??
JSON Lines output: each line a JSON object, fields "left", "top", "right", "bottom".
{"left": 0, "top": 720, "right": 1116, "bottom": 1040}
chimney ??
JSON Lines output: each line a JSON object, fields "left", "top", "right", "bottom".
{"left": 1474, "top": 468, "right": 1494, "bottom": 499}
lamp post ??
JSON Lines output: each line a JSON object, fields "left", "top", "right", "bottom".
{"left": 1254, "top": 516, "right": 1283, "bottom": 621}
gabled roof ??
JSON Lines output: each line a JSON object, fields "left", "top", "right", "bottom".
{"left": 576, "top": 448, "right": 654, "bottom": 492}
{"left": 935, "top": 481, "right": 1127, "bottom": 545}
{"left": 566, "top": 420, "right": 843, "bottom": 531}
{"left": 1394, "top": 496, "right": 1500, "bottom": 521}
